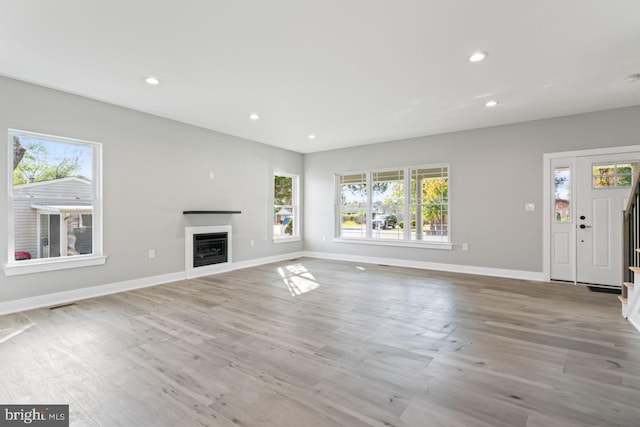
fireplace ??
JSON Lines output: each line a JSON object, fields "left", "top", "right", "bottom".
{"left": 185, "top": 225, "right": 232, "bottom": 278}
{"left": 193, "top": 232, "right": 227, "bottom": 267}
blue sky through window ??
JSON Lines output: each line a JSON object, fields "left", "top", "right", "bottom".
{"left": 555, "top": 169, "right": 570, "bottom": 200}
{"left": 18, "top": 136, "right": 93, "bottom": 181}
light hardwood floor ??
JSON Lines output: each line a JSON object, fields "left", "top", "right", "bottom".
{"left": 1, "top": 258, "right": 640, "bottom": 426}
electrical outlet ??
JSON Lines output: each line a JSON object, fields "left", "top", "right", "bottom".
{"left": 322, "top": 235, "right": 326, "bottom": 242}
{"left": 250, "top": 240, "right": 254, "bottom": 247}
{"left": 209, "top": 172, "right": 215, "bottom": 180}
{"left": 462, "top": 243, "right": 469, "bottom": 251}
{"left": 148, "top": 250, "right": 155, "bottom": 259}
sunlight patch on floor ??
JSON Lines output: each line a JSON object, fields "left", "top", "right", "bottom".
{"left": 0, "top": 322, "right": 34, "bottom": 344}
{"left": 277, "top": 263, "right": 319, "bottom": 296}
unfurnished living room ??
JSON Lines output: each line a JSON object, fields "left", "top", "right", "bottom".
{"left": 1, "top": 1, "right": 640, "bottom": 426}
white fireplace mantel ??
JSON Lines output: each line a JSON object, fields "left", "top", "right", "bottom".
{"left": 185, "top": 225, "right": 232, "bottom": 279}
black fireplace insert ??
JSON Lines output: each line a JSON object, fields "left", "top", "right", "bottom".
{"left": 193, "top": 232, "right": 228, "bottom": 267}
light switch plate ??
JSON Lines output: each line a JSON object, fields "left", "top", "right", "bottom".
{"left": 525, "top": 203, "right": 535, "bottom": 211}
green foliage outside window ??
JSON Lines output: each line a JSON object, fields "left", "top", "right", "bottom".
{"left": 13, "top": 137, "right": 88, "bottom": 185}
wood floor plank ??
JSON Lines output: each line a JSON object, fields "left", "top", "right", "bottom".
{"left": 1, "top": 258, "right": 640, "bottom": 426}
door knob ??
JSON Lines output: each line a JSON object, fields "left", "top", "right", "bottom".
{"left": 580, "top": 215, "right": 586, "bottom": 220}
{"left": 579, "top": 224, "right": 592, "bottom": 229}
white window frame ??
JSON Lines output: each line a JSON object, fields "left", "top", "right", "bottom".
{"left": 334, "top": 164, "right": 452, "bottom": 250}
{"left": 4, "top": 129, "right": 106, "bottom": 276}
{"left": 273, "top": 171, "right": 300, "bottom": 243}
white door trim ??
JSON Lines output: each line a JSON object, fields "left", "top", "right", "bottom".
{"left": 543, "top": 145, "right": 640, "bottom": 282}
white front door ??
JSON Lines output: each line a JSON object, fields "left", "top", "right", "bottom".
{"left": 575, "top": 154, "right": 637, "bottom": 286}
{"left": 550, "top": 152, "right": 639, "bottom": 286}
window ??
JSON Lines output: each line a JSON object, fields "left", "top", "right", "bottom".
{"left": 410, "top": 167, "right": 448, "bottom": 242}
{"left": 338, "top": 173, "right": 367, "bottom": 239}
{"left": 273, "top": 173, "right": 299, "bottom": 241}
{"left": 6, "top": 130, "right": 104, "bottom": 275}
{"left": 592, "top": 161, "right": 638, "bottom": 188}
{"left": 554, "top": 166, "right": 571, "bottom": 222}
{"left": 372, "top": 170, "right": 404, "bottom": 240}
{"left": 336, "top": 165, "right": 450, "bottom": 247}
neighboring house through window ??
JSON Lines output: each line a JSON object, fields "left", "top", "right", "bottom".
{"left": 336, "top": 164, "right": 450, "bottom": 248}
{"left": 273, "top": 172, "right": 299, "bottom": 241}
{"left": 6, "top": 129, "right": 104, "bottom": 275}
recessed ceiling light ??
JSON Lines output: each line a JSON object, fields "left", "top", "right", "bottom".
{"left": 308, "top": 134, "right": 316, "bottom": 140}
{"left": 624, "top": 73, "right": 640, "bottom": 83}
{"left": 469, "top": 52, "right": 488, "bottom": 63}
{"left": 485, "top": 100, "right": 499, "bottom": 107}
{"left": 249, "top": 113, "right": 260, "bottom": 120}
{"left": 145, "top": 76, "right": 160, "bottom": 86}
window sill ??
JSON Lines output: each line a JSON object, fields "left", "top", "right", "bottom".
{"left": 273, "top": 237, "right": 301, "bottom": 244}
{"left": 333, "top": 238, "right": 452, "bottom": 250}
{"left": 3, "top": 255, "right": 107, "bottom": 276}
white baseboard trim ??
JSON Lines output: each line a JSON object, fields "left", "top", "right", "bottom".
{"left": 0, "top": 252, "right": 306, "bottom": 316}
{"left": 185, "top": 252, "right": 304, "bottom": 280}
{"left": 302, "top": 251, "right": 544, "bottom": 282}
{"left": 186, "top": 263, "right": 235, "bottom": 279}
{"left": 231, "top": 252, "right": 305, "bottom": 271}
{"left": 0, "top": 271, "right": 186, "bottom": 317}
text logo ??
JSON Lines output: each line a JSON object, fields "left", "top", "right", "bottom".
{"left": 0, "top": 405, "right": 68, "bottom": 426}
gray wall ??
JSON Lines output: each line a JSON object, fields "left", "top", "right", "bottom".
{"left": 2, "top": 73, "right": 639, "bottom": 304}
{"left": 303, "top": 106, "right": 640, "bottom": 273}
{"left": 0, "top": 76, "right": 303, "bottom": 301}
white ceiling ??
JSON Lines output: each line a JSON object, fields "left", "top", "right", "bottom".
{"left": 1, "top": 1, "right": 639, "bottom": 153}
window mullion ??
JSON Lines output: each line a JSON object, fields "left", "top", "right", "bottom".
{"left": 404, "top": 168, "right": 410, "bottom": 241}
{"left": 366, "top": 171, "right": 372, "bottom": 239}
{"left": 293, "top": 175, "right": 299, "bottom": 237}
{"left": 335, "top": 174, "right": 340, "bottom": 238}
